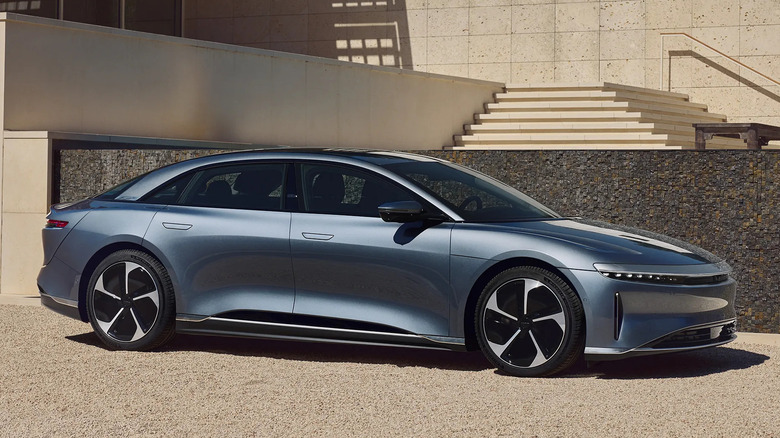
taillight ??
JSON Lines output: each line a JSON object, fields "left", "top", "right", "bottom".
{"left": 45, "top": 219, "right": 69, "bottom": 229}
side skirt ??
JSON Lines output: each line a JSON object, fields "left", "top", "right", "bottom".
{"left": 175, "top": 315, "right": 467, "bottom": 351}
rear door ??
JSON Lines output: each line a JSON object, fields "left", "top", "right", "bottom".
{"left": 289, "top": 162, "right": 453, "bottom": 336}
{"left": 142, "top": 162, "right": 295, "bottom": 317}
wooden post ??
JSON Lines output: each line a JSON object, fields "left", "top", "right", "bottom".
{"left": 695, "top": 128, "right": 706, "bottom": 150}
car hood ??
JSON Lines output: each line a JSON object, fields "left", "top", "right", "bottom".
{"left": 453, "top": 218, "right": 722, "bottom": 267}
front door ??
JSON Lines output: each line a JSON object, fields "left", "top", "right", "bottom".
{"left": 289, "top": 162, "right": 453, "bottom": 336}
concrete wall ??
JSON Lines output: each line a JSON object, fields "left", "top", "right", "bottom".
{"left": 56, "top": 147, "right": 780, "bottom": 334}
{"left": 1, "top": 13, "right": 501, "bottom": 149}
{"left": 185, "top": 0, "right": 780, "bottom": 126}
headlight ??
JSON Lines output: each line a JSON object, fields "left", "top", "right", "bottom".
{"left": 593, "top": 263, "right": 729, "bottom": 285}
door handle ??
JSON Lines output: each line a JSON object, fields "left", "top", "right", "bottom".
{"left": 302, "top": 232, "right": 334, "bottom": 241}
{"left": 162, "top": 222, "right": 192, "bottom": 230}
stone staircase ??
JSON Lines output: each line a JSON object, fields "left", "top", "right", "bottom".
{"left": 452, "top": 83, "right": 748, "bottom": 150}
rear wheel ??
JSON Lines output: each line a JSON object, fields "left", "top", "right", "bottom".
{"left": 86, "top": 250, "right": 176, "bottom": 350}
{"left": 475, "top": 266, "right": 584, "bottom": 377}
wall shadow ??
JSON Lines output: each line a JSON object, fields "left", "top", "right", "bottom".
{"left": 307, "top": 0, "right": 414, "bottom": 69}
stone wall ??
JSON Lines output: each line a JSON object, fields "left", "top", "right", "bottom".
{"left": 56, "top": 148, "right": 780, "bottom": 333}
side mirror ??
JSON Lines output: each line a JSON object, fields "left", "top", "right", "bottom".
{"left": 378, "top": 201, "right": 425, "bottom": 223}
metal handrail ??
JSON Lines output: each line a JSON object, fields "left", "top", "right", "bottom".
{"left": 659, "top": 32, "right": 780, "bottom": 90}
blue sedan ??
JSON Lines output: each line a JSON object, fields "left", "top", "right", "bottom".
{"left": 38, "top": 149, "right": 736, "bottom": 376}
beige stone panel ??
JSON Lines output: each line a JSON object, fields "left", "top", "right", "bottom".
{"left": 390, "top": 9, "right": 427, "bottom": 38}
{"left": 684, "top": 86, "right": 740, "bottom": 117}
{"left": 2, "top": 138, "right": 50, "bottom": 214}
{"left": 599, "top": 59, "right": 646, "bottom": 87}
{"left": 555, "top": 31, "right": 598, "bottom": 61}
{"left": 1, "top": 212, "right": 47, "bottom": 295}
{"left": 666, "top": 56, "right": 693, "bottom": 89}
{"left": 511, "top": 4, "right": 554, "bottom": 34}
{"left": 270, "top": 0, "right": 307, "bottom": 15}
{"left": 554, "top": 60, "right": 599, "bottom": 82}
{"left": 235, "top": 0, "right": 271, "bottom": 17}
{"left": 739, "top": 85, "right": 780, "bottom": 118}
{"left": 645, "top": 57, "right": 663, "bottom": 90}
{"left": 555, "top": 2, "right": 598, "bottom": 32}
{"left": 469, "top": 34, "right": 511, "bottom": 63}
{"left": 510, "top": 61, "right": 555, "bottom": 83}
{"left": 470, "top": 6, "right": 511, "bottom": 35}
{"left": 740, "top": 0, "right": 780, "bottom": 26}
{"left": 691, "top": 56, "right": 742, "bottom": 88}
{"left": 195, "top": 0, "right": 235, "bottom": 19}
{"left": 401, "top": 36, "right": 428, "bottom": 66}
{"left": 646, "top": 29, "right": 693, "bottom": 61}
{"left": 691, "top": 27, "right": 739, "bottom": 57}
{"left": 189, "top": 18, "right": 235, "bottom": 44}
{"left": 427, "top": 36, "right": 469, "bottom": 64}
{"left": 740, "top": 25, "right": 780, "bottom": 56}
{"left": 600, "top": 1, "right": 645, "bottom": 31}
{"left": 304, "top": 63, "right": 341, "bottom": 146}
{"left": 692, "top": 0, "right": 739, "bottom": 27}
{"left": 234, "top": 15, "right": 271, "bottom": 44}
{"left": 428, "top": 0, "right": 469, "bottom": 7}
{"left": 471, "top": 0, "right": 513, "bottom": 6}
{"left": 738, "top": 56, "right": 780, "bottom": 87}
{"left": 645, "top": 0, "right": 692, "bottom": 29}
{"left": 469, "top": 62, "right": 511, "bottom": 82}
{"left": 426, "top": 64, "right": 470, "bottom": 77}
{"left": 428, "top": 8, "right": 469, "bottom": 36}
{"left": 511, "top": 32, "right": 554, "bottom": 62}
{"left": 270, "top": 14, "right": 308, "bottom": 42}
{"left": 600, "top": 30, "right": 645, "bottom": 60}
{"left": 307, "top": 13, "right": 348, "bottom": 41}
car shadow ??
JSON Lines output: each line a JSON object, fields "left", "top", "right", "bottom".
{"left": 67, "top": 332, "right": 768, "bottom": 378}
{"left": 66, "top": 332, "right": 494, "bottom": 372}
{"left": 566, "top": 346, "right": 770, "bottom": 380}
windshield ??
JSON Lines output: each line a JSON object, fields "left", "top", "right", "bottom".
{"left": 383, "top": 161, "right": 559, "bottom": 222}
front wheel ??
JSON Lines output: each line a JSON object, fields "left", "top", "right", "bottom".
{"left": 475, "top": 266, "right": 584, "bottom": 377}
{"left": 86, "top": 249, "right": 176, "bottom": 350}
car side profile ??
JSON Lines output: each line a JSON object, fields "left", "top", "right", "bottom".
{"left": 38, "top": 149, "right": 737, "bottom": 376}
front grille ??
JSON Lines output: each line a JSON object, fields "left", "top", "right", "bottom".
{"left": 651, "top": 322, "right": 736, "bottom": 349}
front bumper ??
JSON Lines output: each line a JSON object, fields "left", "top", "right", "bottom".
{"left": 562, "top": 267, "right": 737, "bottom": 359}
{"left": 585, "top": 318, "right": 737, "bottom": 360}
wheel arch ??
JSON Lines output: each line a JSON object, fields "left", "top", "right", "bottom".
{"left": 77, "top": 242, "right": 170, "bottom": 322}
{"left": 462, "top": 257, "right": 584, "bottom": 351}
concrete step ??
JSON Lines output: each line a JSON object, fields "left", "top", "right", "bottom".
{"left": 495, "top": 90, "right": 700, "bottom": 109}
{"left": 474, "top": 111, "right": 727, "bottom": 126}
{"left": 463, "top": 121, "right": 696, "bottom": 134}
{"left": 504, "top": 82, "right": 692, "bottom": 101}
{"left": 485, "top": 101, "right": 727, "bottom": 120}
{"left": 457, "top": 82, "right": 745, "bottom": 150}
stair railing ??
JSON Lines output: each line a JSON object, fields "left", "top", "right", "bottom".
{"left": 659, "top": 32, "right": 780, "bottom": 90}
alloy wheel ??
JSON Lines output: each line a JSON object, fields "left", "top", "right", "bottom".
{"left": 482, "top": 277, "right": 566, "bottom": 369}
{"left": 92, "top": 261, "right": 161, "bottom": 343}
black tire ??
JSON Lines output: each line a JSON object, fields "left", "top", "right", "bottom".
{"left": 475, "top": 266, "right": 584, "bottom": 377}
{"left": 86, "top": 249, "right": 176, "bottom": 350}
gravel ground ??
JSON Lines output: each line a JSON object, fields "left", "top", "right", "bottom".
{"left": 1, "top": 304, "right": 778, "bottom": 437}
